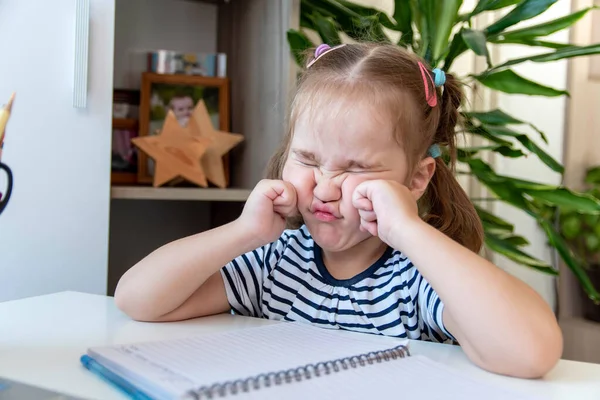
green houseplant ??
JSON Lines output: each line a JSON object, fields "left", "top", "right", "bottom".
{"left": 559, "top": 166, "right": 600, "bottom": 320}
{"left": 286, "top": 0, "right": 600, "bottom": 303}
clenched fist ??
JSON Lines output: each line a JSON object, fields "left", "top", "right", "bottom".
{"left": 352, "top": 180, "right": 422, "bottom": 248}
{"left": 238, "top": 179, "right": 298, "bottom": 246}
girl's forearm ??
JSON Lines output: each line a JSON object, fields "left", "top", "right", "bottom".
{"left": 114, "top": 220, "right": 262, "bottom": 320}
{"left": 392, "top": 220, "right": 562, "bottom": 377}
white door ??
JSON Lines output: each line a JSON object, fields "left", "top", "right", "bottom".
{"left": 0, "top": 0, "right": 115, "bottom": 301}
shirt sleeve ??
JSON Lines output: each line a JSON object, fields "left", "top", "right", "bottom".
{"left": 417, "top": 275, "right": 456, "bottom": 343}
{"left": 219, "top": 234, "right": 288, "bottom": 318}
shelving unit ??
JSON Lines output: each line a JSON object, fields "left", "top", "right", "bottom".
{"left": 111, "top": 118, "right": 139, "bottom": 185}
{"left": 106, "top": 0, "right": 300, "bottom": 296}
{"left": 111, "top": 186, "right": 251, "bottom": 202}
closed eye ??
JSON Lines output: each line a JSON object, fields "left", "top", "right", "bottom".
{"left": 347, "top": 167, "right": 389, "bottom": 174}
{"left": 298, "top": 160, "right": 318, "bottom": 167}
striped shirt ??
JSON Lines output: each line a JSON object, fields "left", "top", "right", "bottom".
{"left": 220, "top": 225, "right": 455, "bottom": 343}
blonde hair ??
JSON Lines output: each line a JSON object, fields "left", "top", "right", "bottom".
{"left": 267, "top": 42, "right": 483, "bottom": 253}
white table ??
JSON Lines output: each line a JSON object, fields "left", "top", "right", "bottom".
{"left": 1, "top": 292, "right": 599, "bottom": 400}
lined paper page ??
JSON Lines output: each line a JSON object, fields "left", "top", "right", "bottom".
{"left": 233, "top": 355, "right": 543, "bottom": 400}
{"left": 89, "top": 322, "right": 406, "bottom": 397}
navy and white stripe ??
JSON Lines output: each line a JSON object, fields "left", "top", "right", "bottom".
{"left": 220, "top": 225, "right": 455, "bottom": 343}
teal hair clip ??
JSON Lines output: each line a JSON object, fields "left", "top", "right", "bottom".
{"left": 433, "top": 68, "right": 446, "bottom": 87}
{"left": 428, "top": 144, "right": 441, "bottom": 158}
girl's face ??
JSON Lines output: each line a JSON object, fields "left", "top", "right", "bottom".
{"left": 170, "top": 96, "right": 194, "bottom": 124}
{"left": 282, "top": 99, "right": 411, "bottom": 252}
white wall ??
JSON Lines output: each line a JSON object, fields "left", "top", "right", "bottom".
{"left": 491, "top": 1, "right": 572, "bottom": 309}
{"left": 0, "top": 0, "right": 115, "bottom": 302}
{"left": 113, "top": 0, "right": 218, "bottom": 89}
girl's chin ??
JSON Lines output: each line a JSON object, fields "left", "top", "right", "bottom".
{"left": 305, "top": 221, "right": 369, "bottom": 252}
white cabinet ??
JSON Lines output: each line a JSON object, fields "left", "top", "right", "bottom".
{"left": 106, "top": 0, "right": 300, "bottom": 295}
{"left": 0, "top": 0, "right": 115, "bottom": 301}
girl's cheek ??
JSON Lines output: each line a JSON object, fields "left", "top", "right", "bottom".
{"left": 341, "top": 175, "right": 365, "bottom": 213}
{"left": 284, "top": 165, "right": 314, "bottom": 194}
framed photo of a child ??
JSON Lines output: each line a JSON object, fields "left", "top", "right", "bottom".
{"left": 137, "top": 72, "right": 230, "bottom": 184}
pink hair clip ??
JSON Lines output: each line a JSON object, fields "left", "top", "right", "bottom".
{"left": 418, "top": 61, "right": 437, "bottom": 107}
{"left": 307, "top": 43, "right": 346, "bottom": 68}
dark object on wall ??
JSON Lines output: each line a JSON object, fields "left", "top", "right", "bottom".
{"left": 0, "top": 162, "right": 12, "bottom": 216}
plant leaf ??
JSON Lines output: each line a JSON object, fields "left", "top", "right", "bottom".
{"left": 489, "top": 231, "right": 531, "bottom": 246}
{"left": 503, "top": 235, "right": 530, "bottom": 247}
{"left": 337, "top": 0, "right": 399, "bottom": 30}
{"left": 301, "top": 0, "right": 337, "bottom": 18}
{"left": 459, "top": 145, "right": 526, "bottom": 158}
{"left": 300, "top": 0, "right": 388, "bottom": 42}
{"left": 506, "top": 177, "right": 557, "bottom": 191}
{"left": 464, "top": 109, "right": 523, "bottom": 125}
{"left": 489, "top": 38, "right": 572, "bottom": 49}
{"left": 483, "top": 124, "right": 521, "bottom": 137}
{"left": 443, "top": 28, "right": 468, "bottom": 70}
{"left": 539, "top": 220, "right": 600, "bottom": 303}
{"left": 513, "top": 134, "right": 564, "bottom": 173}
{"left": 468, "top": 159, "right": 533, "bottom": 212}
{"left": 465, "top": 125, "right": 513, "bottom": 146}
{"left": 474, "top": 69, "right": 569, "bottom": 97}
{"left": 586, "top": 234, "right": 600, "bottom": 252}
{"left": 393, "top": 0, "right": 414, "bottom": 45}
{"left": 471, "top": 0, "right": 522, "bottom": 17}
{"left": 464, "top": 109, "right": 547, "bottom": 144}
{"left": 492, "top": 43, "right": 600, "bottom": 72}
{"left": 462, "top": 29, "right": 491, "bottom": 67}
{"left": 585, "top": 166, "right": 600, "bottom": 185}
{"left": 410, "top": 0, "right": 428, "bottom": 56}
{"left": 560, "top": 214, "right": 582, "bottom": 240}
{"left": 525, "top": 188, "right": 600, "bottom": 213}
{"left": 475, "top": 125, "right": 562, "bottom": 172}
{"left": 287, "top": 29, "right": 315, "bottom": 66}
{"left": 491, "top": 7, "right": 595, "bottom": 41}
{"left": 430, "top": 0, "right": 463, "bottom": 64}
{"left": 476, "top": 204, "right": 514, "bottom": 231}
{"left": 303, "top": 0, "right": 360, "bottom": 19}
{"left": 485, "top": 233, "right": 557, "bottom": 274}
{"left": 485, "top": 0, "right": 559, "bottom": 36}
{"left": 308, "top": 13, "right": 343, "bottom": 45}
{"left": 493, "top": 146, "right": 527, "bottom": 158}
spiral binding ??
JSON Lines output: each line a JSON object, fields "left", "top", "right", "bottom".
{"left": 184, "top": 344, "right": 410, "bottom": 399}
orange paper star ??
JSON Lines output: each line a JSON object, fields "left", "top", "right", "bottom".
{"left": 131, "top": 111, "right": 212, "bottom": 187}
{"left": 192, "top": 101, "right": 244, "bottom": 188}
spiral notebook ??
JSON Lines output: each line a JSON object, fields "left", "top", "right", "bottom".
{"left": 81, "top": 321, "right": 537, "bottom": 400}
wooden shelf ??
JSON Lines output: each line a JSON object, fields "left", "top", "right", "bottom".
{"left": 111, "top": 186, "right": 251, "bottom": 202}
{"left": 112, "top": 118, "right": 138, "bottom": 130}
{"left": 186, "top": 0, "right": 222, "bottom": 3}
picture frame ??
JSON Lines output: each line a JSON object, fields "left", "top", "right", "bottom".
{"left": 137, "top": 72, "right": 230, "bottom": 184}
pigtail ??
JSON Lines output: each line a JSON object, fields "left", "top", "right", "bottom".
{"left": 421, "top": 74, "right": 484, "bottom": 253}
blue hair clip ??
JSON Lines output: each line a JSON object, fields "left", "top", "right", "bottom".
{"left": 428, "top": 144, "right": 441, "bottom": 158}
{"left": 433, "top": 68, "right": 446, "bottom": 87}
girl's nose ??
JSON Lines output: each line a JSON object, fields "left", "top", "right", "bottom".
{"left": 313, "top": 171, "right": 342, "bottom": 203}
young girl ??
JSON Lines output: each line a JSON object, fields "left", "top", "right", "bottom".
{"left": 115, "top": 42, "right": 562, "bottom": 379}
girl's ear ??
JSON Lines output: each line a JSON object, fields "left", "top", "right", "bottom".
{"left": 409, "top": 157, "right": 436, "bottom": 200}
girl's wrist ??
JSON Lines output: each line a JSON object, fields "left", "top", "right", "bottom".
{"left": 230, "top": 218, "right": 272, "bottom": 252}
{"left": 389, "top": 216, "right": 431, "bottom": 251}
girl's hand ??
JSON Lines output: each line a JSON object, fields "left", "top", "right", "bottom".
{"left": 352, "top": 180, "right": 422, "bottom": 247}
{"left": 238, "top": 179, "right": 298, "bottom": 246}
